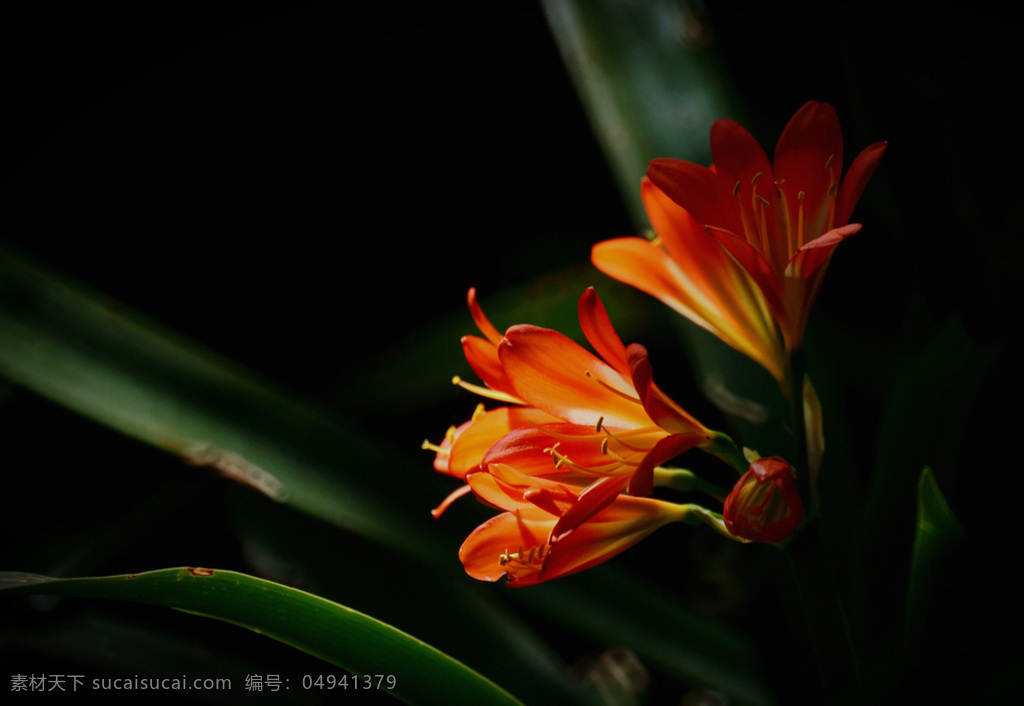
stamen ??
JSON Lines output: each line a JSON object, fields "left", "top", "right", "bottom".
{"left": 825, "top": 182, "right": 839, "bottom": 231}
{"left": 776, "top": 181, "right": 795, "bottom": 256}
{"left": 544, "top": 442, "right": 624, "bottom": 476}
{"left": 584, "top": 370, "right": 641, "bottom": 402}
{"left": 499, "top": 543, "right": 548, "bottom": 568}
{"left": 599, "top": 425, "right": 654, "bottom": 453}
{"left": 421, "top": 439, "right": 445, "bottom": 454}
{"left": 451, "top": 376, "right": 522, "bottom": 405}
{"left": 797, "top": 191, "right": 806, "bottom": 249}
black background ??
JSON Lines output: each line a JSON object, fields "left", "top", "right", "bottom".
{"left": 3, "top": 2, "right": 1021, "bottom": 704}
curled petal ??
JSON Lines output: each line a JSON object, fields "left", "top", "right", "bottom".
{"left": 578, "top": 287, "right": 630, "bottom": 377}
{"left": 467, "top": 287, "right": 503, "bottom": 345}
{"left": 462, "top": 335, "right": 517, "bottom": 397}
{"left": 627, "top": 343, "right": 708, "bottom": 436}
{"left": 835, "top": 141, "right": 888, "bottom": 226}
{"left": 549, "top": 474, "right": 631, "bottom": 543}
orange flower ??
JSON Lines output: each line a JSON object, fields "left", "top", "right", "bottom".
{"left": 459, "top": 463, "right": 690, "bottom": 586}
{"left": 594, "top": 101, "right": 886, "bottom": 380}
{"left": 594, "top": 178, "right": 787, "bottom": 383}
{"left": 429, "top": 288, "right": 713, "bottom": 501}
{"left": 426, "top": 288, "right": 730, "bottom": 581}
{"left": 722, "top": 456, "right": 804, "bottom": 543}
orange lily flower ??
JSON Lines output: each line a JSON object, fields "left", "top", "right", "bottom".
{"left": 594, "top": 101, "right": 886, "bottom": 380}
{"left": 459, "top": 463, "right": 690, "bottom": 586}
{"left": 593, "top": 178, "right": 788, "bottom": 383}
{"left": 429, "top": 288, "right": 713, "bottom": 498}
{"left": 427, "top": 287, "right": 724, "bottom": 576}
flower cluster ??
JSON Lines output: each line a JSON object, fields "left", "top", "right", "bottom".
{"left": 593, "top": 101, "right": 886, "bottom": 384}
{"left": 427, "top": 102, "right": 881, "bottom": 585}
{"left": 426, "top": 287, "right": 735, "bottom": 585}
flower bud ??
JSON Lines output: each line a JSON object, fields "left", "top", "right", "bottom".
{"left": 723, "top": 456, "right": 804, "bottom": 542}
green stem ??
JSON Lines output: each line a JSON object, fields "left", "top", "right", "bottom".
{"left": 703, "top": 431, "right": 749, "bottom": 475}
{"left": 653, "top": 467, "right": 728, "bottom": 500}
{"left": 787, "top": 348, "right": 812, "bottom": 513}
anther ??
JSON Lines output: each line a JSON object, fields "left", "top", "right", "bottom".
{"left": 825, "top": 154, "right": 835, "bottom": 170}
{"left": 732, "top": 180, "right": 742, "bottom": 196}
{"left": 595, "top": 416, "right": 604, "bottom": 433}
{"left": 755, "top": 194, "right": 771, "bottom": 207}
{"left": 751, "top": 171, "right": 763, "bottom": 185}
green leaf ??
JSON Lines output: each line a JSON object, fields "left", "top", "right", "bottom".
{"left": 540, "top": 0, "right": 741, "bottom": 230}
{"left": 0, "top": 568, "right": 524, "bottom": 706}
{"left": 0, "top": 246, "right": 446, "bottom": 563}
{"left": 904, "top": 467, "right": 964, "bottom": 645}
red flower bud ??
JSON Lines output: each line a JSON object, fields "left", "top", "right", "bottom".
{"left": 723, "top": 456, "right": 804, "bottom": 542}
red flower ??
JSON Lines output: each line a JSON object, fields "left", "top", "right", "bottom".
{"left": 722, "top": 456, "right": 804, "bottom": 543}
{"left": 594, "top": 101, "right": 885, "bottom": 381}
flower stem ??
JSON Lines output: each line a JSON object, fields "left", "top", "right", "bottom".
{"left": 653, "top": 467, "right": 728, "bottom": 500}
{"left": 787, "top": 348, "right": 812, "bottom": 513}
{"left": 703, "top": 431, "right": 749, "bottom": 475}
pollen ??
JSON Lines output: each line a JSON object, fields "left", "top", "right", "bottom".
{"left": 499, "top": 543, "right": 548, "bottom": 568}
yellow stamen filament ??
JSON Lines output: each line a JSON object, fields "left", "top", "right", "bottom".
{"left": 451, "top": 376, "right": 522, "bottom": 405}
{"left": 584, "top": 370, "right": 641, "bottom": 402}
{"left": 499, "top": 543, "right": 548, "bottom": 568}
{"left": 776, "top": 181, "right": 796, "bottom": 258}
{"left": 544, "top": 442, "right": 626, "bottom": 476}
{"left": 797, "top": 191, "right": 806, "bottom": 249}
{"left": 421, "top": 439, "right": 443, "bottom": 454}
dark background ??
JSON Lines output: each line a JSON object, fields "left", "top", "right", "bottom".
{"left": 3, "top": 2, "right": 1021, "bottom": 704}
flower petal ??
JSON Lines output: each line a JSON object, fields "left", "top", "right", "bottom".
{"left": 448, "top": 406, "right": 560, "bottom": 478}
{"left": 627, "top": 343, "right": 708, "bottom": 436}
{"left": 835, "top": 141, "right": 887, "bottom": 226}
{"left": 539, "top": 496, "right": 685, "bottom": 582}
{"left": 578, "top": 287, "right": 630, "bottom": 377}
{"left": 498, "top": 325, "right": 651, "bottom": 429}
{"left": 646, "top": 158, "right": 741, "bottom": 235}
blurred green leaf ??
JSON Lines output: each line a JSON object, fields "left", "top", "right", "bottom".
{"left": 0, "top": 568, "right": 524, "bottom": 706}
{"left": 904, "top": 467, "right": 964, "bottom": 646}
{"left": 0, "top": 245, "right": 444, "bottom": 563}
{"left": 541, "top": 0, "right": 741, "bottom": 229}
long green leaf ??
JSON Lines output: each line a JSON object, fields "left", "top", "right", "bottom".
{"left": 0, "top": 245, "right": 445, "bottom": 563}
{"left": 0, "top": 568, "right": 523, "bottom": 706}
{"left": 540, "top": 0, "right": 740, "bottom": 229}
